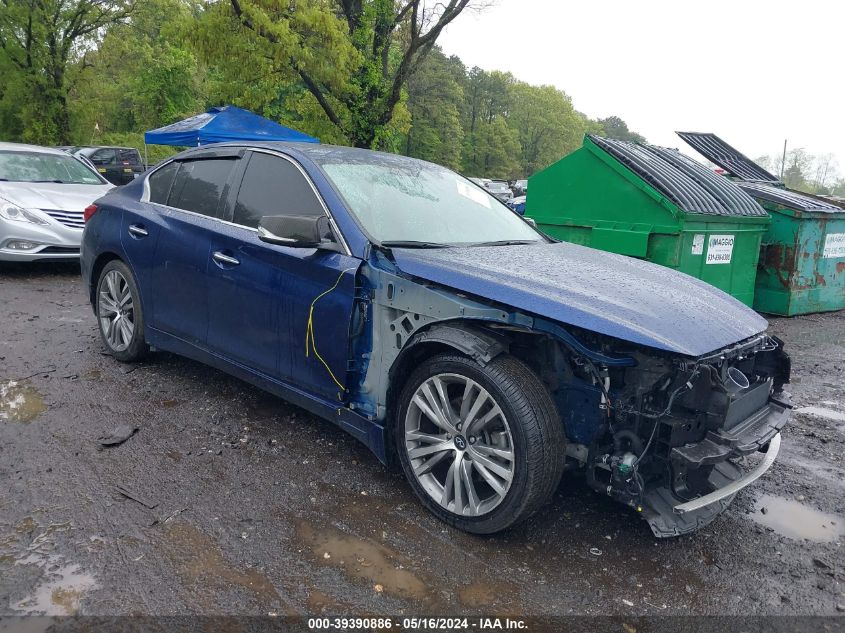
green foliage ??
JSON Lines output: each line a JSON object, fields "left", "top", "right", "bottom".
{"left": 597, "top": 116, "right": 646, "bottom": 143}
{"left": 0, "top": 0, "right": 133, "bottom": 144}
{"left": 783, "top": 162, "right": 807, "bottom": 191}
{"left": 404, "top": 51, "right": 465, "bottom": 170}
{"left": 192, "top": 0, "right": 469, "bottom": 149}
{"left": 400, "top": 54, "right": 605, "bottom": 178}
{"left": 757, "top": 148, "right": 842, "bottom": 196}
{"left": 508, "top": 82, "right": 589, "bottom": 175}
{"left": 70, "top": 0, "right": 204, "bottom": 143}
{"left": 0, "top": 0, "right": 649, "bottom": 181}
{"left": 467, "top": 117, "right": 521, "bottom": 179}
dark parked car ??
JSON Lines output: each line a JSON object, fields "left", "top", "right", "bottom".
{"left": 64, "top": 146, "right": 145, "bottom": 185}
{"left": 81, "top": 143, "right": 790, "bottom": 536}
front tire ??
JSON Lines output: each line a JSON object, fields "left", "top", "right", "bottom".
{"left": 395, "top": 353, "right": 564, "bottom": 534}
{"left": 96, "top": 260, "right": 148, "bottom": 362}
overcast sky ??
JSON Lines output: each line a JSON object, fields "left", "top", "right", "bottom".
{"left": 439, "top": 0, "right": 843, "bottom": 175}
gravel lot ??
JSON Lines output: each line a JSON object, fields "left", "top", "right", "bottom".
{"left": 1, "top": 262, "right": 843, "bottom": 620}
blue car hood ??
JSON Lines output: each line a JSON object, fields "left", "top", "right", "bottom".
{"left": 391, "top": 242, "right": 767, "bottom": 357}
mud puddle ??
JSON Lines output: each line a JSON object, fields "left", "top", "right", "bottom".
{"left": 161, "top": 521, "right": 293, "bottom": 613}
{"left": 5, "top": 519, "right": 98, "bottom": 615}
{"left": 295, "top": 520, "right": 429, "bottom": 601}
{"left": 12, "top": 556, "right": 98, "bottom": 615}
{"left": 0, "top": 380, "right": 46, "bottom": 423}
{"left": 752, "top": 494, "right": 844, "bottom": 542}
{"left": 457, "top": 580, "right": 516, "bottom": 608}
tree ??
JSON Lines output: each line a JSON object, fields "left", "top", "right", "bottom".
{"left": 70, "top": 0, "right": 204, "bottom": 142}
{"left": 508, "top": 82, "right": 589, "bottom": 175}
{"left": 780, "top": 149, "right": 813, "bottom": 190}
{"left": 810, "top": 153, "right": 838, "bottom": 193}
{"left": 196, "top": 0, "right": 478, "bottom": 148}
{"left": 0, "top": 0, "right": 133, "bottom": 144}
{"left": 462, "top": 117, "right": 520, "bottom": 179}
{"left": 460, "top": 68, "right": 514, "bottom": 173}
{"left": 754, "top": 155, "right": 774, "bottom": 173}
{"left": 404, "top": 48, "right": 464, "bottom": 170}
{"left": 596, "top": 115, "right": 645, "bottom": 143}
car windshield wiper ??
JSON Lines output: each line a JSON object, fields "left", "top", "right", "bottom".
{"left": 469, "top": 239, "right": 542, "bottom": 247}
{"left": 31, "top": 179, "right": 66, "bottom": 183}
{"left": 379, "top": 240, "right": 451, "bottom": 249}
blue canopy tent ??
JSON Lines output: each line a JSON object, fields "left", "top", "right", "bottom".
{"left": 143, "top": 105, "right": 318, "bottom": 164}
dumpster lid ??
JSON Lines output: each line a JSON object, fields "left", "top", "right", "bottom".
{"left": 676, "top": 132, "right": 781, "bottom": 183}
{"left": 644, "top": 146, "right": 767, "bottom": 217}
{"left": 588, "top": 135, "right": 768, "bottom": 217}
{"left": 738, "top": 182, "right": 845, "bottom": 213}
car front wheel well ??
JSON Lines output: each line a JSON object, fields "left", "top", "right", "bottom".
{"left": 388, "top": 323, "right": 509, "bottom": 398}
{"left": 384, "top": 323, "right": 509, "bottom": 464}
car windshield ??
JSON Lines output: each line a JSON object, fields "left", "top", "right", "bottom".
{"left": 316, "top": 153, "right": 542, "bottom": 246}
{"left": 0, "top": 151, "right": 106, "bottom": 185}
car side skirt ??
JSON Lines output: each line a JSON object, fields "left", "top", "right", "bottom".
{"left": 145, "top": 327, "right": 389, "bottom": 463}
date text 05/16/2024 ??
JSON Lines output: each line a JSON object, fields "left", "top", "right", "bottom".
{"left": 307, "top": 617, "right": 528, "bottom": 630}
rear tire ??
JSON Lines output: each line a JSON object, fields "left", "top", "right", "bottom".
{"left": 395, "top": 353, "right": 564, "bottom": 534}
{"left": 96, "top": 260, "right": 148, "bottom": 362}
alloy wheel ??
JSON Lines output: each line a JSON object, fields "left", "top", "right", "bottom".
{"left": 404, "top": 373, "right": 515, "bottom": 517}
{"left": 98, "top": 269, "right": 135, "bottom": 353}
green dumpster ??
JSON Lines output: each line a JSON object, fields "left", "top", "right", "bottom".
{"left": 738, "top": 183, "right": 845, "bottom": 315}
{"left": 677, "top": 132, "right": 845, "bottom": 315}
{"left": 526, "top": 135, "right": 770, "bottom": 306}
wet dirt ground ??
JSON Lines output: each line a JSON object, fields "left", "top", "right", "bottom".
{"left": 0, "top": 262, "right": 843, "bottom": 619}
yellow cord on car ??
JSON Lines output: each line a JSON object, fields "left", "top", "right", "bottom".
{"left": 305, "top": 267, "right": 358, "bottom": 391}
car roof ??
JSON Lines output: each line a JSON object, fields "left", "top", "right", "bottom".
{"left": 76, "top": 146, "right": 138, "bottom": 151}
{"left": 183, "top": 141, "right": 450, "bottom": 166}
{"left": 0, "top": 141, "right": 69, "bottom": 156}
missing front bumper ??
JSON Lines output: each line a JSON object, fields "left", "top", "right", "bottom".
{"left": 640, "top": 399, "right": 789, "bottom": 538}
{"left": 674, "top": 433, "right": 781, "bottom": 515}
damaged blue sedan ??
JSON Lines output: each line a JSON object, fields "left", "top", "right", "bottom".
{"left": 80, "top": 143, "right": 791, "bottom": 537}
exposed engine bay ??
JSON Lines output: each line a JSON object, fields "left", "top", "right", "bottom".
{"left": 503, "top": 328, "right": 792, "bottom": 537}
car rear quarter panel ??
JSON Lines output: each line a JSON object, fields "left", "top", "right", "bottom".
{"left": 81, "top": 196, "right": 124, "bottom": 303}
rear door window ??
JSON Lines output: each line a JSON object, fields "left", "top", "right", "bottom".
{"left": 90, "top": 148, "right": 117, "bottom": 165}
{"left": 148, "top": 162, "right": 179, "bottom": 205}
{"left": 168, "top": 158, "right": 237, "bottom": 219}
{"left": 118, "top": 149, "right": 141, "bottom": 165}
{"left": 232, "top": 152, "right": 324, "bottom": 229}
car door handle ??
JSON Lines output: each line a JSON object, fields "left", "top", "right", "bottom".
{"left": 212, "top": 251, "right": 240, "bottom": 266}
{"left": 128, "top": 224, "right": 148, "bottom": 238}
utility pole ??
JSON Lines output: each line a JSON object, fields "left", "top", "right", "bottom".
{"left": 780, "top": 139, "right": 787, "bottom": 180}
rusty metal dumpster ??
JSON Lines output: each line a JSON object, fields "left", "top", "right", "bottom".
{"left": 678, "top": 132, "right": 845, "bottom": 315}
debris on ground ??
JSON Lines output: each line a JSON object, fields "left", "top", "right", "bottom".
{"left": 149, "top": 507, "right": 188, "bottom": 527}
{"left": 115, "top": 484, "right": 158, "bottom": 509}
{"left": 97, "top": 425, "right": 139, "bottom": 448}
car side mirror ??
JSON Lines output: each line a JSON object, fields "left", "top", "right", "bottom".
{"left": 258, "top": 215, "right": 341, "bottom": 251}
